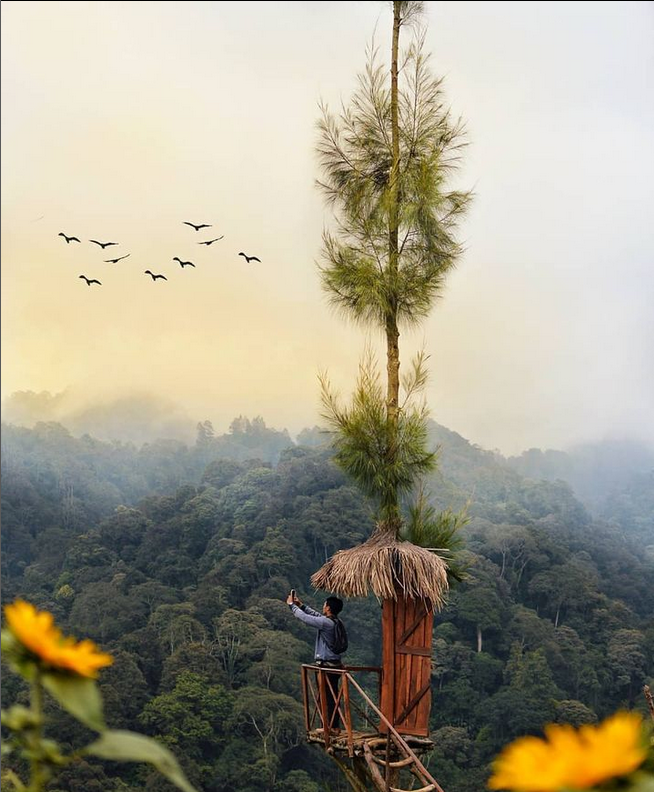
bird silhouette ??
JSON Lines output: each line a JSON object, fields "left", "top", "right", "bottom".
{"left": 173, "top": 257, "right": 195, "bottom": 268}
{"left": 89, "top": 239, "right": 118, "bottom": 249}
{"left": 184, "top": 221, "right": 212, "bottom": 231}
{"left": 144, "top": 270, "right": 167, "bottom": 281}
{"left": 59, "top": 233, "right": 81, "bottom": 243}
{"left": 198, "top": 236, "right": 224, "bottom": 246}
{"left": 79, "top": 275, "right": 101, "bottom": 286}
{"left": 104, "top": 254, "right": 131, "bottom": 263}
{"left": 238, "top": 252, "right": 261, "bottom": 263}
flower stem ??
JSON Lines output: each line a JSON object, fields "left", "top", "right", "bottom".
{"left": 3, "top": 769, "right": 27, "bottom": 792}
{"left": 27, "top": 671, "right": 45, "bottom": 792}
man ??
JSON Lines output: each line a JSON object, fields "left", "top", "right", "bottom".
{"left": 286, "top": 591, "right": 346, "bottom": 733}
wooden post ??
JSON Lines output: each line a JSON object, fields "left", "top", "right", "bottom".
{"left": 363, "top": 740, "right": 388, "bottom": 791}
{"left": 301, "top": 665, "right": 310, "bottom": 731}
{"left": 645, "top": 685, "right": 654, "bottom": 722}
{"left": 380, "top": 599, "right": 395, "bottom": 732}
{"left": 318, "top": 669, "right": 331, "bottom": 749}
{"left": 342, "top": 672, "right": 354, "bottom": 757}
{"left": 384, "top": 730, "right": 391, "bottom": 788}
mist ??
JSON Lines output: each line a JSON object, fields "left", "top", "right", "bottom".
{"left": 2, "top": 2, "right": 653, "bottom": 456}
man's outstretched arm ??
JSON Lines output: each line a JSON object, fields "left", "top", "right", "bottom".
{"left": 288, "top": 604, "right": 332, "bottom": 628}
{"left": 286, "top": 595, "right": 331, "bottom": 627}
{"left": 297, "top": 603, "right": 322, "bottom": 617}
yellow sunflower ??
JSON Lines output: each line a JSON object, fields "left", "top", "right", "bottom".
{"left": 488, "top": 712, "right": 647, "bottom": 791}
{"left": 568, "top": 712, "right": 648, "bottom": 788}
{"left": 4, "top": 600, "right": 112, "bottom": 679}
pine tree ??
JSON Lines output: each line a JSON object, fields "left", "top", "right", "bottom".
{"left": 317, "top": 1, "right": 471, "bottom": 548}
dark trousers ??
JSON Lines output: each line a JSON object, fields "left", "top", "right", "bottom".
{"left": 316, "top": 661, "right": 343, "bottom": 730}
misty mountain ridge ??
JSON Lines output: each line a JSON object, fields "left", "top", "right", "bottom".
{"left": 2, "top": 389, "right": 652, "bottom": 542}
{"left": 3, "top": 409, "right": 653, "bottom": 792}
{"left": 1, "top": 389, "right": 197, "bottom": 446}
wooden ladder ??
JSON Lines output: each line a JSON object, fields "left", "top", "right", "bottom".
{"left": 346, "top": 673, "right": 445, "bottom": 792}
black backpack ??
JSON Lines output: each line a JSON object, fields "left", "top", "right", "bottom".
{"left": 327, "top": 617, "right": 348, "bottom": 655}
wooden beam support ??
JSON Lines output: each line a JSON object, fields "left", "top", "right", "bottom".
{"left": 363, "top": 740, "right": 389, "bottom": 792}
{"left": 395, "top": 678, "right": 432, "bottom": 726}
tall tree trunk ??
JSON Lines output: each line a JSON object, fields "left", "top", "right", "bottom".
{"left": 385, "top": 1, "right": 402, "bottom": 533}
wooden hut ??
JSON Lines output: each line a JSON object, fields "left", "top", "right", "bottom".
{"left": 300, "top": 530, "right": 448, "bottom": 792}
{"left": 311, "top": 529, "right": 448, "bottom": 738}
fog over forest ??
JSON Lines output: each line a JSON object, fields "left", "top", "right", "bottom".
{"left": 3, "top": 2, "right": 653, "bottom": 457}
{"left": 3, "top": 388, "right": 653, "bottom": 518}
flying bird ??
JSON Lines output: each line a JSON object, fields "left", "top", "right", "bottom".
{"left": 184, "top": 221, "right": 212, "bottom": 231}
{"left": 173, "top": 257, "right": 195, "bottom": 268}
{"left": 59, "top": 233, "right": 80, "bottom": 244}
{"left": 198, "top": 236, "right": 224, "bottom": 246}
{"left": 79, "top": 275, "right": 101, "bottom": 286}
{"left": 89, "top": 239, "right": 118, "bottom": 249}
{"left": 238, "top": 252, "right": 261, "bottom": 263}
{"left": 144, "top": 270, "right": 167, "bottom": 281}
{"left": 105, "top": 254, "right": 131, "bottom": 264}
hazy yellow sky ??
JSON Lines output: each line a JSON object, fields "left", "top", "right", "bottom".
{"left": 2, "top": 1, "right": 653, "bottom": 454}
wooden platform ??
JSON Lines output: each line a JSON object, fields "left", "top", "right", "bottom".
{"left": 307, "top": 728, "right": 434, "bottom": 757}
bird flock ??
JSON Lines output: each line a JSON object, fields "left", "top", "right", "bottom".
{"left": 59, "top": 224, "right": 262, "bottom": 287}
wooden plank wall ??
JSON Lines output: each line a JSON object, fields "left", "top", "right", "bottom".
{"left": 381, "top": 596, "right": 434, "bottom": 737}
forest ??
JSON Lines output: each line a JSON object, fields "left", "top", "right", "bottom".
{"left": 2, "top": 416, "right": 653, "bottom": 792}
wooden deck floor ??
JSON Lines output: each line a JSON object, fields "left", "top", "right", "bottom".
{"left": 307, "top": 729, "right": 434, "bottom": 757}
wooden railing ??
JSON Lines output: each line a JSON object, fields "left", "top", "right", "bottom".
{"left": 301, "top": 665, "right": 381, "bottom": 753}
{"left": 300, "top": 664, "right": 443, "bottom": 792}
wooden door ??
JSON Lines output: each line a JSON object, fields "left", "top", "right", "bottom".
{"left": 380, "top": 596, "right": 433, "bottom": 736}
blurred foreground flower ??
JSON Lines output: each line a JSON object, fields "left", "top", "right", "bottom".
{"left": 1, "top": 599, "right": 197, "bottom": 792}
{"left": 489, "top": 712, "right": 649, "bottom": 791}
{"left": 5, "top": 599, "right": 113, "bottom": 678}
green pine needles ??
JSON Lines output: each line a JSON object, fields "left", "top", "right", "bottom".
{"left": 320, "top": 350, "right": 435, "bottom": 528}
{"left": 316, "top": 36, "right": 470, "bottom": 329}
{"left": 402, "top": 488, "right": 470, "bottom": 584}
{"left": 316, "top": 1, "right": 471, "bottom": 568}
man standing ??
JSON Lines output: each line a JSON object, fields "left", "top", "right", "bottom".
{"left": 286, "top": 591, "right": 347, "bottom": 733}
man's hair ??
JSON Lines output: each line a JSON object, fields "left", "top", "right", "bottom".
{"left": 325, "top": 596, "right": 343, "bottom": 616}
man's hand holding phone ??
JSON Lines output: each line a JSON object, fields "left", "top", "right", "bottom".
{"left": 286, "top": 588, "right": 302, "bottom": 606}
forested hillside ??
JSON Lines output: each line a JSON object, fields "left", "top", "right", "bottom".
{"left": 506, "top": 441, "right": 654, "bottom": 532}
{"left": 2, "top": 419, "right": 653, "bottom": 792}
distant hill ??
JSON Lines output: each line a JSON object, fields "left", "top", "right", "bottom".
{"left": 504, "top": 439, "right": 654, "bottom": 543}
{"left": 1, "top": 416, "right": 653, "bottom": 792}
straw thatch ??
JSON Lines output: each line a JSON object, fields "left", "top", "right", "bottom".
{"left": 310, "top": 529, "right": 449, "bottom": 609}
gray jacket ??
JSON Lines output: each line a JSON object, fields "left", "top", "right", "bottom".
{"left": 289, "top": 603, "right": 341, "bottom": 662}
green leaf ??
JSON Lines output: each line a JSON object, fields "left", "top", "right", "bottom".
{"left": 42, "top": 673, "right": 105, "bottom": 732}
{"left": 85, "top": 730, "right": 198, "bottom": 792}
{"left": 1, "top": 704, "right": 41, "bottom": 731}
{"left": 1, "top": 629, "right": 17, "bottom": 654}
{"left": 630, "top": 773, "right": 654, "bottom": 792}
{"left": 1, "top": 630, "right": 38, "bottom": 681}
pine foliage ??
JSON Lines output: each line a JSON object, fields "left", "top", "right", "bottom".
{"left": 401, "top": 488, "right": 470, "bottom": 583}
{"left": 316, "top": 35, "right": 471, "bottom": 329}
{"left": 319, "top": 350, "right": 435, "bottom": 526}
{"left": 316, "top": 3, "right": 471, "bottom": 570}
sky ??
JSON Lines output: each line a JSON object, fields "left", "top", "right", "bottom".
{"left": 2, "top": 1, "right": 653, "bottom": 455}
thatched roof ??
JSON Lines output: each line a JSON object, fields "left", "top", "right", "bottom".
{"left": 310, "top": 530, "right": 449, "bottom": 609}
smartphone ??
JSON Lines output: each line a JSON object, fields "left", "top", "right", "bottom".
{"left": 290, "top": 589, "right": 296, "bottom": 599}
